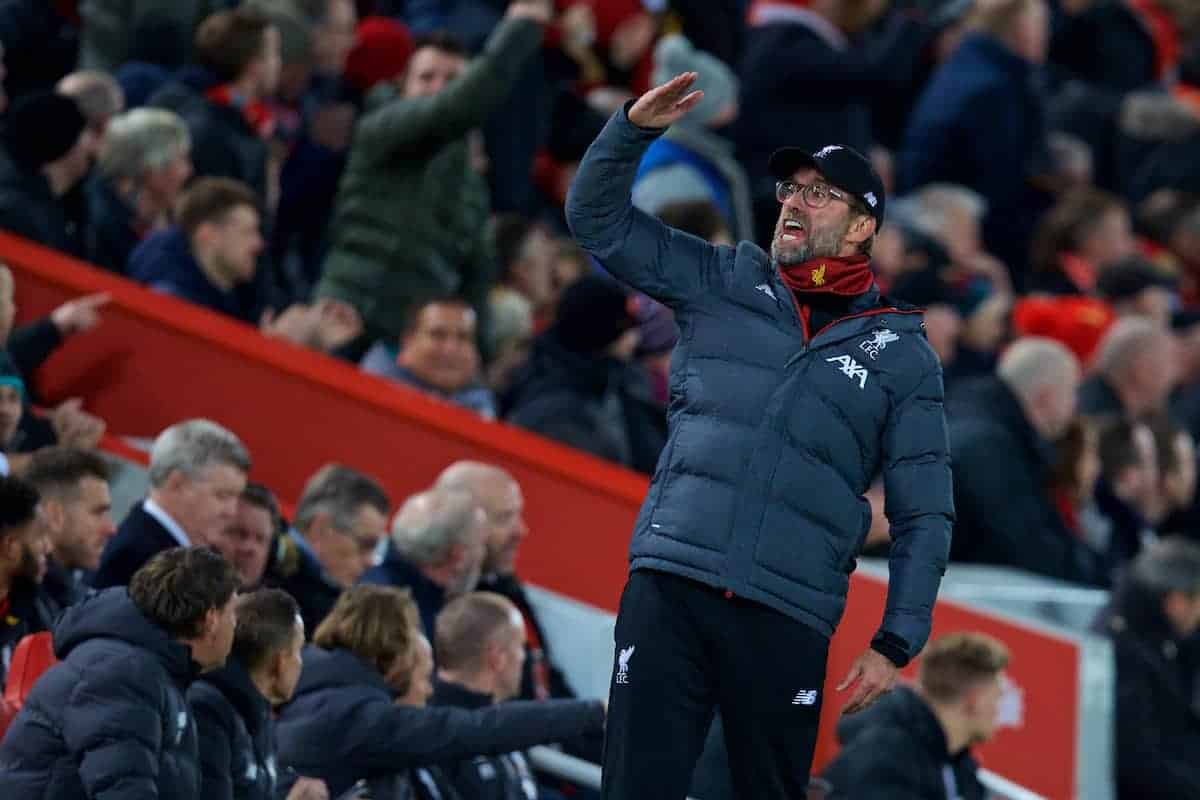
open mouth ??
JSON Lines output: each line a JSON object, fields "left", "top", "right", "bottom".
{"left": 779, "top": 219, "right": 807, "bottom": 242}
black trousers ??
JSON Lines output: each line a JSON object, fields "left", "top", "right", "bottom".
{"left": 601, "top": 570, "right": 830, "bottom": 800}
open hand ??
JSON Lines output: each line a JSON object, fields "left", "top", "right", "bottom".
{"left": 628, "top": 72, "right": 704, "bottom": 129}
{"left": 50, "top": 398, "right": 106, "bottom": 449}
{"left": 837, "top": 648, "right": 898, "bottom": 714}
{"left": 51, "top": 293, "right": 110, "bottom": 336}
{"left": 286, "top": 777, "right": 329, "bottom": 800}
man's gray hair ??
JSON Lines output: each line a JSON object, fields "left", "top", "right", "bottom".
{"left": 148, "top": 419, "right": 250, "bottom": 487}
{"left": 293, "top": 463, "right": 390, "bottom": 534}
{"left": 391, "top": 487, "right": 480, "bottom": 566}
{"left": 996, "top": 336, "right": 1079, "bottom": 400}
{"left": 901, "top": 183, "right": 988, "bottom": 239}
{"left": 99, "top": 108, "right": 191, "bottom": 182}
{"left": 1092, "top": 317, "right": 1168, "bottom": 378}
{"left": 1130, "top": 536, "right": 1200, "bottom": 596}
{"left": 57, "top": 70, "right": 125, "bottom": 127}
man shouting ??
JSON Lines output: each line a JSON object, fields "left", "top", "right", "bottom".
{"left": 566, "top": 72, "right": 954, "bottom": 798}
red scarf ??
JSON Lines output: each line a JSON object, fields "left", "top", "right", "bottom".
{"left": 1128, "top": 0, "right": 1181, "bottom": 80}
{"left": 204, "top": 84, "right": 276, "bottom": 140}
{"left": 779, "top": 254, "right": 874, "bottom": 297}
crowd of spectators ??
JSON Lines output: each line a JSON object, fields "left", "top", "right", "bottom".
{"left": 0, "top": 0, "right": 1199, "bottom": 796}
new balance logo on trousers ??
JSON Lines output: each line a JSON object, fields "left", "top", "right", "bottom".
{"left": 792, "top": 689, "right": 818, "bottom": 706}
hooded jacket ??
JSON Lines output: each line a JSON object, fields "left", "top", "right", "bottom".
{"left": 821, "top": 685, "right": 985, "bottom": 799}
{"left": 188, "top": 656, "right": 279, "bottom": 800}
{"left": 0, "top": 588, "right": 202, "bottom": 799}
{"left": 275, "top": 646, "right": 605, "bottom": 799}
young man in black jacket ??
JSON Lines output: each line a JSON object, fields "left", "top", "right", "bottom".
{"left": 0, "top": 547, "right": 240, "bottom": 799}
{"left": 567, "top": 72, "right": 953, "bottom": 798}
{"left": 190, "top": 588, "right": 329, "bottom": 800}
{"left": 821, "top": 632, "right": 1009, "bottom": 799}
{"left": 0, "top": 474, "right": 46, "bottom": 689}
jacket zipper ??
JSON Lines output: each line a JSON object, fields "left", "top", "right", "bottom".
{"left": 785, "top": 306, "right": 924, "bottom": 368}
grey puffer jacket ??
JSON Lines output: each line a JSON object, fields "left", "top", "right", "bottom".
{"left": 565, "top": 107, "right": 954, "bottom": 663}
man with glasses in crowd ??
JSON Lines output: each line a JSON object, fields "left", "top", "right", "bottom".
{"left": 565, "top": 72, "right": 955, "bottom": 799}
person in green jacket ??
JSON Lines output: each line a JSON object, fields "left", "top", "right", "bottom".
{"left": 315, "top": 0, "right": 551, "bottom": 355}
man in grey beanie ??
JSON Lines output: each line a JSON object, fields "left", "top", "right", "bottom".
{"left": 0, "top": 91, "right": 99, "bottom": 256}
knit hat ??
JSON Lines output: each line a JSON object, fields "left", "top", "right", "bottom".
{"left": 2, "top": 91, "right": 87, "bottom": 169}
{"left": 651, "top": 34, "right": 738, "bottom": 127}
{"left": 551, "top": 276, "right": 638, "bottom": 354}
{"left": 0, "top": 352, "right": 24, "bottom": 400}
{"left": 344, "top": 17, "right": 415, "bottom": 94}
{"left": 1011, "top": 295, "right": 1115, "bottom": 366}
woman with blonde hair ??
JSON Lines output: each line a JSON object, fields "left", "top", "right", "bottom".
{"left": 275, "top": 585, "right": 604, "bottom": 800}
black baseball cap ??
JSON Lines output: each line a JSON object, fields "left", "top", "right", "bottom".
{"left": 769, "top": 144, "right": 886, "bottom": 226}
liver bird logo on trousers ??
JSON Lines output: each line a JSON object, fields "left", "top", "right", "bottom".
{"left": 616, "top": 645, "right": 635, "bottom": 684}
{"left": 811, "top": 264, "right": 826, "bottom": 286}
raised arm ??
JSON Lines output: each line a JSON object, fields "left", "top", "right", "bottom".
{"left": 564, "top": 73, "right": 733, "bottom": 306}
{"left": 353, "top": 5, "right": 547, "bottom": 161}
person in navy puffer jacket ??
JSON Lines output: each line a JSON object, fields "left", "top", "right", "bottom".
{"left": 0, "top": 547, "right": 241, "bottom": 800}
{"left": 566, "top": 72, "right": 954, "bottom": 799}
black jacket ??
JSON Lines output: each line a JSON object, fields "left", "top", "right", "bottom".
{"left": 567, "top": 108, "right": 954, "bottom": 664}
{"left": 85, "top": 173, "right": 144, "bottom": 273}
{"left": 35, "top": 557, "right": 88, "bottom": 624}
{"left": 261, "top": 530, "right": 342, "bottom": 638}
{"left": 1103, "top": 578, "right": 1200, "bottom": 799}
{"left": 431, "top": 680, "right": 538, "bottom": 800}
{"left": 505, "top": 333, "right": 667, "bottom": 475}
{"left": 0, "top": 588, "right": 202, "bottom": 799}
{"left": 0, "top": 146, "right": 85, "bottom": 258}
{"left": 822, "top": 685, "right": 985, "bottom": 800}
{"left": 93, "top": 502, "right": 185, "bottom": 589}
{"left": 947, "top": 376, "right": 1108, "bottom": 585}
{"left": 188, "top": 656, "right": 279, "bottom": 800}
{"left": 360, "top": 543, "right": 446, "bottom": 638}
{"left": 0, "top": 576, "right": 50, "bottom": 689}
{"left": 275, "top": 646, "right": 605, "bottom": 799}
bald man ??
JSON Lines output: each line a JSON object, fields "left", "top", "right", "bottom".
{"left": 947, "top": 337, "right": 1107, "bottom": 584}
{"left": 1080, "top": 317, "right": 1179, "bottom": 421}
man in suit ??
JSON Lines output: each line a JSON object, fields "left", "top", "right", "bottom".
{"left": 93, "top": 418, "right": 250, "bottom": 588}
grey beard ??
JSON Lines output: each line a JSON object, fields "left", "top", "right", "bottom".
{"left": 771, "top": 229, "right": 844, "bottom": 266}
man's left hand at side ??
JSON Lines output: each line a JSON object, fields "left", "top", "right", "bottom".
{"left": 837, "top": 648, "right": 898, "bottom": 715}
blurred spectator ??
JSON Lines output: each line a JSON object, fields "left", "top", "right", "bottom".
{"left": 506, "top": 276, "right": 666, "bottom": 474}
{"left": 655, "top": 198, "right": 734, "bottom": 245}
{"left": 1092, "top": 418, "right": 1160, "bottom": 574}
{"left": 389, "top": 630, "right": 461, "bottom": 796}
{"left": 737, "top": 0, "right": 922, "bottom": 247}
{"left": 0, "top": 354, "right": 25, "bottom": 463}
{"left": 87, "top": 107, "right": 194, "bottom": 273}
{"left": 79, "top": 1, "right": 225, "bottom": 71}
{"left": 1095, "top": 256, "right": 1178, "bottom": 327}
{"left": 822, "top": 632, "right": 1011, "bottom": 799}
{"left": 150, "top": 8, "right": 282, "bottom": 202}
{"left": 189, "top": 588, "right": 329, "bottom": 800}
{"left": 0, "top": 90, "right": 99, "bottom": 258}
{"left": 492, "top": 213, "right": 560, "bottom": 324}
{"left": 0, "top": 548, "right": 240, "bottom": 799}
{"left": 128, "top": 177, "right": 266, "bottom": 322}
{"left": 271, "top": 463, "right": 390, "bottom": 633}
{"left": 0, "top": 0, "right": 79, "bottom": 100}
{"left": 342, "top": 15, "right": 414, "bottom": 94}
{"left": 93, "top": 418, "right": 251, "bottom": 589}
{"left": 1050, "top": 418, "right": 1101, "bottom": 541}
{"left": 360, "top": 296, "right": 498, "bottom": 419}
{"left": 316, "top": 4, "right": 550, "bottom": 355}
{"left": 1029, "top": 188, "right": 1138, "bottom": 295}
{"left": 56, "top": 70, "right": 126, "bottom": 146}
{"left": 632, "top": 34, "right": 751, "bottom": 241}
{"left": 1146, "top": 413, "right": 1198, "bottom": 531}
{"left": 311, "top": 0, "right": 358, "bottom": 77}
{"left": 898, "top": 0, "right": 1056, "bottom": 284}
{"left": 896, "top": 184, "right": 999, "bottom": 278}
{"left": 21, "top": 447, "right": 115, "bottom": 620}
{"left": 948, "top": 337, "right": 1108, "bottom": 584}
{"left": 1100, "top": 536, "right": 1200, "bottom": 799}
{"left": 433, "top": 592, "right": 540, "bottom": 800}
{"left": 1079, "top": 316, "right": 1178, "bottom": 420}
{"left": 221, "top": 482, "right": 280, "bottom": 590}
{"left": 0, "top": 474, "right": 47, "bottom": 688}
{"left": 361, "top": 486, "right": 488, "bottom": 637}
{"left": 485, "top": 287, "right": 534, "bottom": 397}
{"left": 275, "top": 584, "right": 606, "bottom": 799}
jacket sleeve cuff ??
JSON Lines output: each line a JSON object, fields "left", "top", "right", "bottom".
{"left": 620, "top": 100, "right": 668, "bottom": 136}
{"left": 870, "top": 632, "right": 912, "bottom": 668}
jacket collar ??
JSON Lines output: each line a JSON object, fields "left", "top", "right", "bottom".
{"left": 199, "top": 655, "right": 273, "bottom": 735}
{"left": 432, "top": 678, "right": 492, "bottom": 710}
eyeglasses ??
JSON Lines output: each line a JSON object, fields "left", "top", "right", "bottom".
{"left": 775, "top": 180, "right": 856, "bottom": 210}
